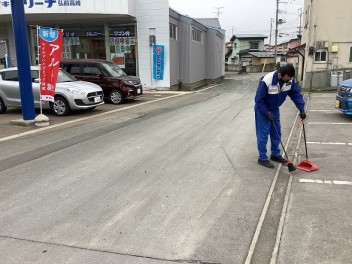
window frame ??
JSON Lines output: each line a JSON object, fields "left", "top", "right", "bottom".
{"left": 192, "top": 27, "right": 202, "bottom": 43}
{"left": 314, "top": 50, "right": 328, "bottom": 63}
{"left": 82, "top": 64, "right": 104, "bottom": 76}
{"left": 169, "top": 23, "right": 177, "bottom": 40}
{"left": 1, "top": 70, "right": 19, "bottom": 81}
{"left": 250, "top": 42, "right": 259, "bottom": 50}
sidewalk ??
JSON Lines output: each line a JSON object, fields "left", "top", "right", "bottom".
{"left": 0, "top": 90, "right": 190, "bottom": 141}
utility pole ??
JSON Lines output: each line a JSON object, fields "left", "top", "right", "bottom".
{"left": 274, "top": 0, "right": 279, "bottom": 63}
{"left": 297, "top": 8, "right": 302, "bottom": 44}
{"left": 269, "top": 18, "right": 274, "bottom": 51}
{"left": 214, "top": 6, "right": 224, "bottom": 18}
{"left": 231, "top": 26, "right": 235, "bottom": 35}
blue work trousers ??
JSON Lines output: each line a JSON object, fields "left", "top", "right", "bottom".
{"left": 255, "top": 108, "right": 281, "bottom": 161}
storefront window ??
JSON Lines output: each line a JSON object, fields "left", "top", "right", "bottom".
{"left": 31, "top": 25, "right": 138, "bottom": 77}
{"left": 62, "top": 27, "right": 105, "bottom": 60}
{"left": 109, "top": 26, "right": 137, "bottom": 76}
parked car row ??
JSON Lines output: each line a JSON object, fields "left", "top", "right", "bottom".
{"left": 0, "top": 59, "right": 143, "bottom": 116}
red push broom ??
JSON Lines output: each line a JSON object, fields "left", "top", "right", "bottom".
{"left": 297, "top": 120, "right": 319, "bottom": 172}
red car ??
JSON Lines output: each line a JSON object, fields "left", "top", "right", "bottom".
{"left": 61, "top": 59, "right": 142, "bottom": 104}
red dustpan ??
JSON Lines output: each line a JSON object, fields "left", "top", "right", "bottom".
{"left": 297, "top": 120, "right": 319, "bottom": 172}
{"left": 297, "top": 160, "right": 319, "bottom": 172}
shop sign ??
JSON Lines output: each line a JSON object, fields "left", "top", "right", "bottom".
{"left": 153, "top": 45, "right": 165, "bottom": 81}
{"left": 38, "top": 28, "right": 63, "bottom": 102}
{"left": 85, "top": 31, "right": 103, "bottom": 37}
{"left": 110, "top": 37, "right": 135, "bottom": 46}
{"left": 113, "top": 31, "right": 131, "bottom": 37}
{"left": 0, "top": 0, "right": 82, "bottom": 8}
{"left": 63, "top": 31, "right": 76, "bottom": 37}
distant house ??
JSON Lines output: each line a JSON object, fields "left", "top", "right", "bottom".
{"left": 276, "top": 38, "right": 301, "bottom": 68}
{"left": 264, "top": 44, "right": 274, "bottom": 51}
{"left": 228, "top": 34, "right": 267, "bottom": 65}
{"left": 225, "top": 41, "right": 232, "bottom": 64}
{"left": 239, "top": 51, "right": 276, "bottom": 72}
{"left": 246, "top": 51, "right": 275, "bottom": 65}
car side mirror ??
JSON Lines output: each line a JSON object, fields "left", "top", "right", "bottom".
{"left": 96, "top": 74, "right": 104, "bottom": 79}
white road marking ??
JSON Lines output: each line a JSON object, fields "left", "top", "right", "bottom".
{"left": 307, "top": 141, "right": 352, "bottom": 146}
{"left": 308, "top": 122, "right": 352, "bottom": 125}
{"left": 270, "top": 96, "right": 310, "bottom": 264}
{"left": 143, "top": 90, "right": 190, "bottom": 94}
{"left": 299, "top": 179, "right": 352, "bottom": 186}
{"left": 245, "top": 107, "right": 302, "bottom": 264}
{"left": 195, "top": 84, "right": 220, "bottom": 93}
{"left": 310, "top": 109, "right": 338, "bottom": 112}
{"left": 312, "top": 94, "right": 337, "bottom": 97}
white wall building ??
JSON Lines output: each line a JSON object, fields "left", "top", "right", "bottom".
{"left": 0, "top": 0, "right": 225, "bottom": 90}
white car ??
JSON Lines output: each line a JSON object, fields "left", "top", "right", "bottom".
{"left": 0, "top": 66, "right": 104, "bottom": 116}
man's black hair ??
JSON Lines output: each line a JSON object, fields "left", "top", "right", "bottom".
{"left": 278, "top": 64, "right": 295, "bottom": 77}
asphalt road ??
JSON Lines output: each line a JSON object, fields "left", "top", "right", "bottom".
{"left": 1, "top": 74, "right": 351, "bottom": 264}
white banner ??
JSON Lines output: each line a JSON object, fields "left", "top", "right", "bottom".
{"left": 0, "top": 0, "right": 133, "bottom": 15}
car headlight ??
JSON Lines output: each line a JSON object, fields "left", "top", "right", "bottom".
{"left": 123, "top": 80, "right": 134, "bottom": 85}
{"left": 340, "top": 86, "right": 352, "bottom": 92}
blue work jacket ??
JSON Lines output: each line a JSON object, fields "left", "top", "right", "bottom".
{"left": 254, "top": 71, "right": 305, "bottom": 116}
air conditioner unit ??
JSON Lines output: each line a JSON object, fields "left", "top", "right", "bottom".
{"left": 315, "top": 41, "right": 324, "bottom": 49}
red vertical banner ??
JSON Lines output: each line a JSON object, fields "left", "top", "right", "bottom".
{"left": 38, "top": 28, "right": 63, "bottom": 102}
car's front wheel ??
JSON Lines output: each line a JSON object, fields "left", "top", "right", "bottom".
{"left": 0, "top": 97, "right": 7, "bottom": 114}
{"left": 109, "top": 90, "right": 123, "bottom": 105}
{"left": 50, "top": 96, "right": 71, "bottom": 116}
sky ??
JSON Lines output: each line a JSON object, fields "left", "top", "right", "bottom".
{"left": 169, "top": 0, "right": 304, "bottom": 44}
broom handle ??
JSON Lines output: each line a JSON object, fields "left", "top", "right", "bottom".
{"left": 272, "top": 120, "right": 290, "bottom": 160}
{"left": 302, "top": 120, "right": 309, "bottom": 160}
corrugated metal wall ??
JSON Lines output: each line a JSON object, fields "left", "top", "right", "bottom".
{"left": 0, "top": 42, "right": 7, "bottom": 58}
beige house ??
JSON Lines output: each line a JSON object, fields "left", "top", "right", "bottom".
{"left": 301, "top": 0, "right": 352, "bottom": 88}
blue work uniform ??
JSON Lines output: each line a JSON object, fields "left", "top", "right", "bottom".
{"left": 254, "top": 71, "right": 305, "bottom": 161}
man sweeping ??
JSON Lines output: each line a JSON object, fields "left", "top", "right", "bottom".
{"left": 254, "top": 64, "right": 306, "bottom": 168}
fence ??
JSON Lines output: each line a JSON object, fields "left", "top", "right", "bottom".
{"left": 305, "top": 68, "right": 352, "bottom": 89}
{"left": 226, "top": 63, "right": 276, "bottom": 73}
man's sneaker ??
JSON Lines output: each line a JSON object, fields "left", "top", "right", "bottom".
{"left": 258, "top": 159, "right": 275, "bottom": 169}
{"left": 270, "top": 155, "right": 288, "bottom": 164}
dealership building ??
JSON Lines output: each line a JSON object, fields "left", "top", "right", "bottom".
{"left": 0, "top": 0, "right": 225, "bottom": 90}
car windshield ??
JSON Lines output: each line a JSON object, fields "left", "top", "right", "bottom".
{"left": 57, "top": 69, "right": 77, "bottom": 82}
{"left": 101, "top": 62, "right": 126, "bottom": 77}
